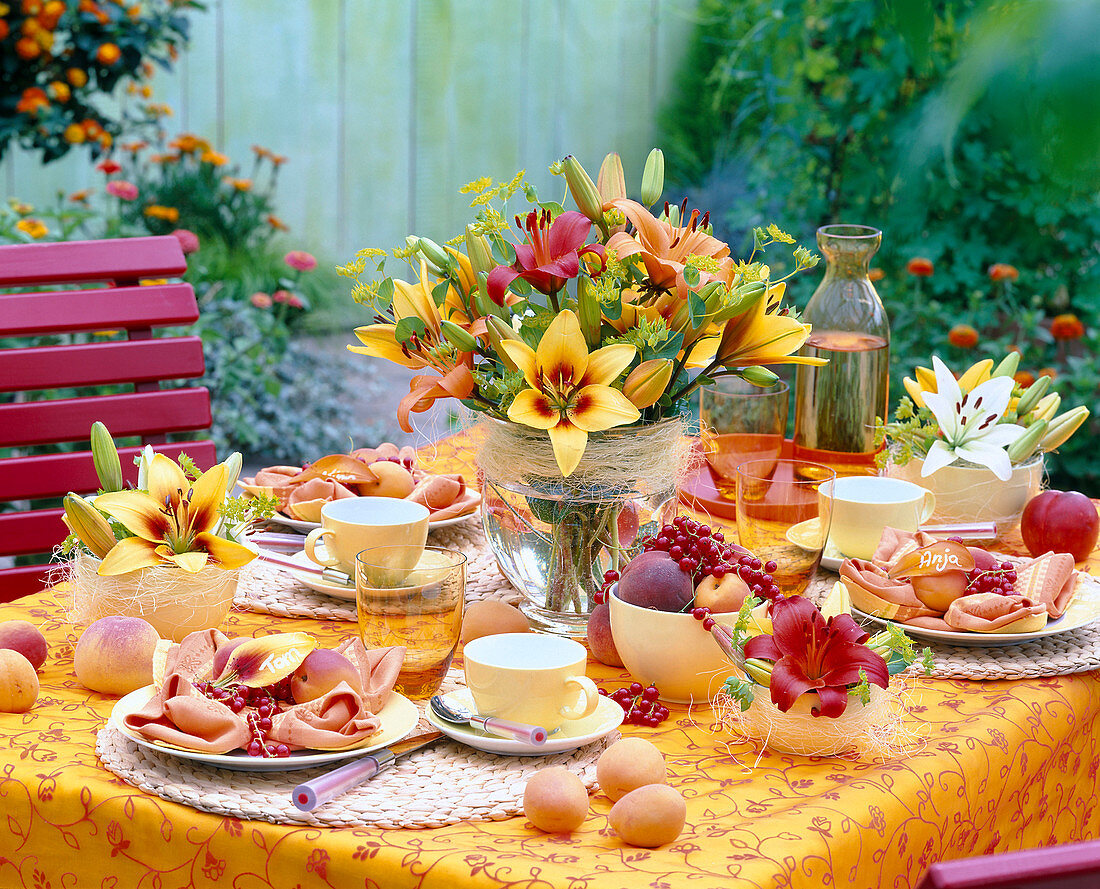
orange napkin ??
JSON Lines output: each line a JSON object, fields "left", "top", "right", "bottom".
{"left": 839, "top": 559, "right": 941, "bottom": 622}
{"left": 1015, "top": 552, "right": 1078, "bottom": 618}
{"left": 871, "top": 528, "right": 939, "bottom": 569}
{"left": 943, "top": 593, "right": 1048, "bottom": 632}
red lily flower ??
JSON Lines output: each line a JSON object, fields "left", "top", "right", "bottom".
{"left": 743, "top": 596, "right": 889, "bottom": 718}
{"left": 486, "top": 209, "right": 606, "bottom": 305}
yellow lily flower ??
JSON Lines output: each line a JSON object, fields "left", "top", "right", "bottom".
{"left": 698, "top": 290, "right": 826, "bottom": 370}
{"left": 501, "top": 310, "right": 640, "bottom": 477}
{"left": 903, "top": 376, "right": 926, "bottom": 408}
{"left": 956, "top": 358, "right": 994, "bottom": 393}
{"left": 93, "top": 455, "right": 256, "bottom": 575}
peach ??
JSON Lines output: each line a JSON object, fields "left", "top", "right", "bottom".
{"left": 0, "top": 619, "right": 48, "bottom": 671}
{"left": 460, "top": 600, "right": 530, "bottom": 644}
{"left": 910, "top": 570, "right": 969, "bottom": 613}
{"left": 0, "top": 650, "right": 39, "bottom": 712}
{"left": 586, "top": 602, "right": 623, "bottom": 667}
{"left": 617, "top": 551, "right": 693, "bottom": 612}
{"left": 694, "top": 572, "right": 752, "bottom": 613}
{"left": 74, "top": 616, "right": 160, "bottom": 695}
{"left": 290, "top": 649, "right": 362, "bottom": 703}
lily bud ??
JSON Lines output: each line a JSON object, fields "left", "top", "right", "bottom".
{"left": 1006, "top": 419, "right": 1047, "bottom": 464}
{"left": 993, "top": 351, "right": 1020, "bottom": 379}
{"left": 597, "top": 152, "right": 626, "bottom": 202}
{"left": 561, "top": 155, "right": 605, "bottom": 226}
{"left": 1040, "top": 406, "right": 1090, "bottom": 452}
{"left": 577, "top": 276, "right": 602, "bottom": 349}
{"left": 63, "top": 493, "right": 117, "bottom": 559}
{"left": 741, "top": 366, "right": 780, "bottom": 387}
{"left": 743, "top": 658, "right": 775, "bottom": 687}
{"left": 464, "top": 225, "right": 495, "bottom": 279}
{"left": 957, "top": 358, "right": 993, "bottom": 393}
{"left": 1031, "top": 392, "right": 1061, "bottom": 423}
{"left": 223, "top": 452, "right": 243, "bottom": 494}
{"left": 486, "top": 315, "right": 521, "bottom": 371}
{"left": 640, "top": 148, "right": 665, "bottom": 207}
{"left": 416, "top": 237, "right": 451, "bottom": 273}
{"left": 914, "top": 365, "right": 937, "bottom": 392}
{"left": 622, "top": 359, "right": 673, "bottom": 409}
{"left": 1014, "top": 374, "right": 1051, "bottom": 417}
{"left": 90, "top": 421, "right": 123, "bottom": 492}
{"left": 903, "top": 377, "right": 926, "bottom": 409}
{"left": 440, "top": 319, "right": 479, "bottom": 354}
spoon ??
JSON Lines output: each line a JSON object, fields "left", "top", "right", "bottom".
{"left": 429, "top": 696, "right": 548, "bottom": 746}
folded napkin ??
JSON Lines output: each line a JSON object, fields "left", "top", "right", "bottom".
{"left": 1015, "top": 551, "right": 1078, "bottom": 618}
{"left": 943, "top": 593, "right": 1048, "bottom": 633}
{"left": 838, "top": 559, "right": 941, "bottom": 622}
{"left": 124, "top": 630, "right": 406, "bottom": 754}
{"left": 350, "top": 443, "right": 417, "bottom": 467}
{"left": 871, "top": 528, "right": 939, "bottom": 569}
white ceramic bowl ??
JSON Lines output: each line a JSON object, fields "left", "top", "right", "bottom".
{"left": 607, "top": 586, "right": 738, "bottom": 703}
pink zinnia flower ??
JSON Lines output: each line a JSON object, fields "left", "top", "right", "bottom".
{"left": 272, "top": 289, "right": 291, "bottom": 303}
{"left": 284, "top": 250, "right": 317, "bottom": 272}
{"left": 288, "top": 294, "right": 304, "bottom": 308}
{"left": 105, "top": 180, "right": 138, "bottom": 201}
{"left": 250, "top": 292, "right": 273, "bottom": 309}
{"left": 170, "top": 228, "right": 200, "bottom": 255}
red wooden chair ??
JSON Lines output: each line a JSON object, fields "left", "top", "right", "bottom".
{"left": 916, "top": 839, "right": 1100, "bottom": 889}
{"left": 0, "top": 236, "right": 217, "bottom": 601}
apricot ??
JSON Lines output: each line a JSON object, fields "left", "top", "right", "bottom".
{"left": 596, "top": 737, "right": 667, "bottom": 801}
{"left": 460, "top": 600, "right": 530, "bottom": 644}
{"left": 74, "top": 615, "right": 160, "bottom": 695}
{"left": 523, "top": 766, "right": 589, "bottom": 833}
{"left": 586, "top": 602, "right": 623, "bottom": 667}
{"left": 694, "top": 572, "right": 752, "bottom": 613}
{"left": 290, "top": 648, "right": 362, "bottom": 703}
{"left": 0, "top": 649, "right": 39, "bottom": 712}
{"left": 609, "top": 783, "right": 687, "bottom": 847}
{"left": 616, "top": 551, "right": 693, "bottom": 612}
{"left": 910, "top": 569, "right": 969, "bottom": 613}
{"left": 0, "top": 619, "right": 48, "bottom": 671}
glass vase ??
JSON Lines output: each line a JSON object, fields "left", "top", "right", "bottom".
{"left": 793, "top": 224, "right": 889, "bottom": 477}
{"left": 478, "top": 419, "right": 681, "bottom": 637}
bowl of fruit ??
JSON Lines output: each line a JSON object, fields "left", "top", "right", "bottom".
{"left": 603, "top": 516, "right": 779, "bottom": 703}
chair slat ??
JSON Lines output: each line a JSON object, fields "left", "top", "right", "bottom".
{"left": 0, "top": 236, "right": 186, "bottom": 287}
{"left": 0, "top": 508, "right": 65, "bottom": 558}
{"left": 0, "top": 283, "right": 199, "bottom": 336}
{"left": 0, "top": 442, "right": 217, "bottom": 502}
{"left": 0, "top": 337, "right": 206, "bottom": 392}
{"left": 0, "top": 565, "right": 54, "bottom": 604}
{"left": 0, "top": 389, "right": 213, "bottom": 447}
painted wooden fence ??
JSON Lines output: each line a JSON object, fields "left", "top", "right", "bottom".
{"left": 2, "top": 0, "right": 699, "bottom": 262}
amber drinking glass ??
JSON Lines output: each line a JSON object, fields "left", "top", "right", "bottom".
{"left": 700, "top": 378, "right": 789, "bottom": 501}
{"left": 356, "top": 546, "right": 466, "bottom": 699}
{"left": 735, "top": 459, "right": 835, "bottom": 596}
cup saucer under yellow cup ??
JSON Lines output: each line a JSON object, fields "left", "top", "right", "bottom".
{"left": 462, "top": 633, "right": 599, "bottom": 732}
{"left": 304, "top": 496, "right": 429, "bottom": 575}
{"left": 356, "top": 546, "right": 467, "bottom": 700}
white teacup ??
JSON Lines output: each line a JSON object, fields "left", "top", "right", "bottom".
{"left": 823, "top": 476, "right": 936, "bottom": 561}
{"left": 304, "top": 496, "right": 429, "bottom": 575}
{"left": 463, "top": 633, "right": 599, "bottom": 732}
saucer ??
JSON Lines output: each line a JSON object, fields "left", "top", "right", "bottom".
{"left": 785, "top": 518, "right": 845, "bottom": 571}
{"left": 424, "top": 687, "right": 623, "bottom": 756}
{"left": 283, "top": 549, "right": 356, "bottom": 600}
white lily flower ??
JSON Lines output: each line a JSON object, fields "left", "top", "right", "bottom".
{"left": 920, "top": 356, "right": 1025, "bottom": 481}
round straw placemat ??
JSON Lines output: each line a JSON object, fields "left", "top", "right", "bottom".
{"left": 96, "top": 671, "right": 617, "bottom": 829}
{"left": 236, "top": 519, "right": 520, "bottom": 621}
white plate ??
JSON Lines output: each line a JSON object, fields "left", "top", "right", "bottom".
{"left": 282, "top": 548, "right": 357, "bottom": 600}
{"left": 853, "top": 572, "right": 1100, "bottom": 647}
{"left": 110, "top": 686, "right": 420, "bottom": 771}
{"left": 424, "top": 687, "right": 623, "bottom": 756}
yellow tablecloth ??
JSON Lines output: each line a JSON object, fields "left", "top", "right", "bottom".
{"left": 2, "top": 435, "right": 1099, "bottom": 889}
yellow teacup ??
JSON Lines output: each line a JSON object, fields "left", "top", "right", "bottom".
{"left": 824, "top": 476, "right": 936, "bottom": 561}
{"left": 304, "top": 496, "right": 429, "bottom": 575}
{"left": 463, "top": 633, "right": 599, "bottom": 732}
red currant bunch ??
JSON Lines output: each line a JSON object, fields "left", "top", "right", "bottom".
{"left": 194, "top": 679, "right": 293, "bottom": 757}
{"left": 599, "top": 682, "right": 670, "bottom": 727}
{"left": 965, "top": 562, "right": 1018, "bottom": 596}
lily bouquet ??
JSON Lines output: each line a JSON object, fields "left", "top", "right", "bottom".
{"left": 884, "top": 354, "right": 1089, "bottom": 481}
{"left": 339, "top": 149, "right": 823, "bottom": 478}
{"left": 62, "top": 423, "right": 271, "bottom": 575}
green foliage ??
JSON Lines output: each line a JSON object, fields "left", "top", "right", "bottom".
{"left": 0, "top": 0, "right": 203, "bottom": 162}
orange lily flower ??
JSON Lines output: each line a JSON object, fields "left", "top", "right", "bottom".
{"left": 93, "top": 456, "right": 255, "bottom": 575}
{"left": 501, "top": 310, "right": 639, "bottom": 476}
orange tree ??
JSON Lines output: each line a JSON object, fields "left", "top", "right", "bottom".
{"left": 0, "top": 0, "right": 202, "bottom": 162}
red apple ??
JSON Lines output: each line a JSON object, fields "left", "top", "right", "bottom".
{"left": 1021, "top": 490, "right": 1100, "bottom": 562}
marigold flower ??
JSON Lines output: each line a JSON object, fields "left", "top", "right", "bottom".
{"left": 120, "top": 140, "right": 148, "bottom": 153}
{"left": 39, "top": 0, "right": 64, "bottom": 27}
{"left": 906, "top": 257, "right": 934, "bottom": 277}
{"left": 947, "top": 324, "right": 979, "bottom": 349}
{"left": 988, "top": 263, "right": 1019, "bottom": 282}
{"left": 226, "top": 177, "right": 252, "bottom": 191}
{"left": 16, "top": 218, "right": 49, "bottom": 239}
{"left": 16, "top": 36, "right": 40, "bottom": 59}
{"left": 96, "top": 159, "right": 121, "bottom": 175}
{"left": 171, "top": 229, "right": 200, "bottom": 255}
{"left": 1039, "top": 367, "right": 1057, "bottom": 380}
{"left": 201, "top": 150, "right": 228, "bottom": 166}
{"left": 251, "top": 144, "right": 271, "bottom": 159}
{"left": 1050, "top": 313, "right": 1085, "bottom": 341}
{"left": 47, "top": 81, "right": 70, "bottom": 102}
{"left": 1014, "top": 371, "right": 1036, "bottom": 389}
{"left": 867, "top": 267, "right": 885, "bottom": 282}
{"left": 69, "top": 189, "right": 93, "bottom": 203}
{"left": 267, "top": 214, "right": 289, "bottom": 231}
{"left": 95, "top": 42, "right": 121, "bottom": 65}
{"left": 145, "top": 102, "right": 174, "bottom": 117}
{"left": 0, "top": 21, "right": 9, "bottom": 40}
{"left": 9, "top": 200, "right": 34, "bottom": 216}
{"left": 81, "top": 119, "right": 103, "bottom": 139}
{"left": 270, "top": 154, "right": 288, "bottom": 167}
{"left": 67, "top": 68, "right": 88, "bottom": 88}
{"left": 15, "top": 87, "right": 49, "bottom": 115}
{"left": 105, "top": 180, "right": 138, "bottom": 201}
{"left": 150, "top": 152, "right": 179, "bottom": 164}
{"left": 98, "top": 132, "right": 113, "bottom": 149}
{"left": 144, "top": 205, "right": 180, "bottom": 223}
{"left": 251, "top": 292, "right": 273, "bottom": 309}
{"left": 285, "top": 250, "right": 317, "bottom": 272}
{"left": 63, "top": 123, "right": 87, "bottom": 144}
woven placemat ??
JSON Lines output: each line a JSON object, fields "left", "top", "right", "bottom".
{"left": 96, "top": 670, "right": 618, "bottom": 829}
{"left": 236, "top": 518, "right": 520, "bottom": 621}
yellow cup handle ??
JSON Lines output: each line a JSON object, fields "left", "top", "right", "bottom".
{"left": 304, "top": 528, "right": 339, "bottom": 567}
{"left": 919, "top": 491, "right": 937, "bottom": 523}
{"left": 560, "top": 675, "right": 599, "bottom": 720}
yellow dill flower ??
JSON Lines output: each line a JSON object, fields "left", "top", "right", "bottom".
{"left": 355, "top": 247, "right": 387, "bottom": 259}
{"left": 686, "top": 254, "right": 721, "bottom": 275}
{"left": 765, "top": 223, "right": 795, "bottom": 244}
{"left": 336, "top": 259, "right": 366, "bottom": 278}
{"left": 460, "top": 176, "right": 492, "bottom": 194}
{"left": 392, "top": 245, "right": 417, "bottom": 260}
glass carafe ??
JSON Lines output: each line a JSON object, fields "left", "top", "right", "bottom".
{"left": 792, "top": 224, "right": 889, "bottom": 477}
